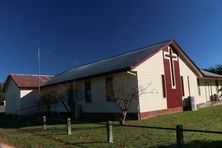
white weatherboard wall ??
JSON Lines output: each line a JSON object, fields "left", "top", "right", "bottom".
{"left": 133, "top": 50, "right": 167, "bottom": 113}
{"left": 20, "top": 90, "right": 38, "bottom": 112}
{"left": 21, "top": 90, "right": 33, "bottom": 108}
{"left": 77, "top": 72, "right": 139, "bottom": 114}
{"left": 5, "top": 79, "right": 21, "bottom": 114}
{"left": 178, "top": 56, "right": 200, "bottom": 107}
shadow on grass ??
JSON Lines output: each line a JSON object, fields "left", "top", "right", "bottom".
{"left": 73, "top": 126, "right": 105, "bottom": 131}
{"left": 157, "top": 140, "right": 222, "bottom": 148}
{"left": 0, "top": 115, "right": 107, "bottom": 129}
{"left": 19, "top": 128, "right": 107, "bottom": 148}
{"left": 22, "top": 125, "right": 105, "bottom": 136}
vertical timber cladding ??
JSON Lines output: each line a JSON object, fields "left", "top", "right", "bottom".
{"left": 162, "top": 45, "right": 183, "bottom": 108}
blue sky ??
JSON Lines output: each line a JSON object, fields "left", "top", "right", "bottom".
{"left": 0, "top": 0, "right": 222, "bottom": 82}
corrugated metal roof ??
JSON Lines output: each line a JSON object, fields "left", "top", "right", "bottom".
{"left": 201, "top": 70, "right": 222, "bottom": 78}
{"left": 10, "top": 74, "right": 53, "bottom": 88}
{"left": 43, "top": 40, "right": 171, "bottom": 86}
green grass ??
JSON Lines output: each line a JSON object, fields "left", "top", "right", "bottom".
{"left": 1, "top": 106, "right": 222, "bottom": 147}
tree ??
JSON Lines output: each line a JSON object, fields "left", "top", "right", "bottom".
{"left": 36, "top": 88, "right": 60, "bottom": 115}
{"left": 38, "top": 81, "right": 81, "bottom": 119}
{"left": 0, "top": 82, "right": 5, "bottom": 102}
{"left": 106, "top": 75, "right": 147, "bottom": 125}
{"left": 204, "top": 65, "right": 222, "bottom": 75}
{"left": 0, "top": 93, "right": 5, "bottom": 102}
{"left": 56, "top": 82, "right": 81, "bottom": 119}
{"left": 0, "top": 82, "right": 4, "bottom": 91}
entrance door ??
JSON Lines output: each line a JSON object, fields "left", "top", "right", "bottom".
{"left": 163, "top": 46, "right": 183, "bottom": 108}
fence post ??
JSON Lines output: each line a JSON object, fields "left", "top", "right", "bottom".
{"left": 176, "top": 124, "right": 184, "bottom": 148}
{"left": 107, "top": 121, "right": 113, "bottom": 143}
{"left": 42, "top": 116, "right": 46, "bottom": 130}
{"left": 67, "top": 117, "right": 72, "bottom": 135}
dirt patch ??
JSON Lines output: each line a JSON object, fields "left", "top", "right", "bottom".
{"left": 0, "top": 143, "right": 14, "bottom": 148}
{"left": 0, "top": 139, "right": 14, "bottom": 148}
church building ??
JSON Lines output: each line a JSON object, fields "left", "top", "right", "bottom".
{"left": 42, "top": 40, "right": 222, "bottom": 120}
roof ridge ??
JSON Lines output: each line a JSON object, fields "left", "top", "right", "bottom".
{"left": 10, "top": 74, "right": 54, "bottom": 77}
{"left": 54, "top": 39, "right": 172, "bottom": 78}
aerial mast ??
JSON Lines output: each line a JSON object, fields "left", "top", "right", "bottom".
{"left": 38, "top": 48, "right": 41, "bottom": 95}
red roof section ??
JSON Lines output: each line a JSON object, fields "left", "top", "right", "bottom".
{"left": 9, "top": 74, "right": 53, "bottom": 89}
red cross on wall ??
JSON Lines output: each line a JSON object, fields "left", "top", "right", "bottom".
{"left": 164, "top": 46, "right": 178, "bottom": 89}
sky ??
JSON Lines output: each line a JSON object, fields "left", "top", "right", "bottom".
{"left": 0, "top": 0, "right": 222, "bottom": 82}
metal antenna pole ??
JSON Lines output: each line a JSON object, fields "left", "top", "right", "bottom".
{"left": 38, "top": 48, "right": 41, "bottom": 95}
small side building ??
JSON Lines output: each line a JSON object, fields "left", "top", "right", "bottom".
{"left": 196, "top": 70, "right": 222, "bottom": 107}
{"left": 3, "top": 74, "right": 53, "bottom": 115}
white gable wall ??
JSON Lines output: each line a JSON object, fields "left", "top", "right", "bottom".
{"left": 134, "top": 48, "right": 207, "bottom": 113}
{"left": 178, "top": 57, "right": 201, "bottom": 107}
{"left": 5, "top": 79, "right": 21, "bottom": 114}
{"left": 134, "top": 50, "right": 167, "bottom": 113}
{"left": 21, "top": 90, "right": 32, "bottom": 98}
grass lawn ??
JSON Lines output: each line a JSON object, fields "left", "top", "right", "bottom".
{"left": 1, "top": 106, "right": 222, "bottom": 147}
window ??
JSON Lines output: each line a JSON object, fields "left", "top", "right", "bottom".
{"left": 181, "top": 76, "right": 185, "bottom": 96}
{"left": 216, "top": 80, "right": 219, "bottom": 94}
{"left": 161, "top": 75, "right": 166, "bottom": 98}
{"left": 84, "top": 81, "right": 91, "bottom": 103}
{"left": 0, "top": 102, "right": 4, "bottom": 106}
{"left": 106, "top": 77, "right": 114, "bottom": 101}
{"left": 197, "top": 79, "right": 201, "bottom": 95}
{"left": 187, "top": 76, "right": 191, "bottom": 96}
